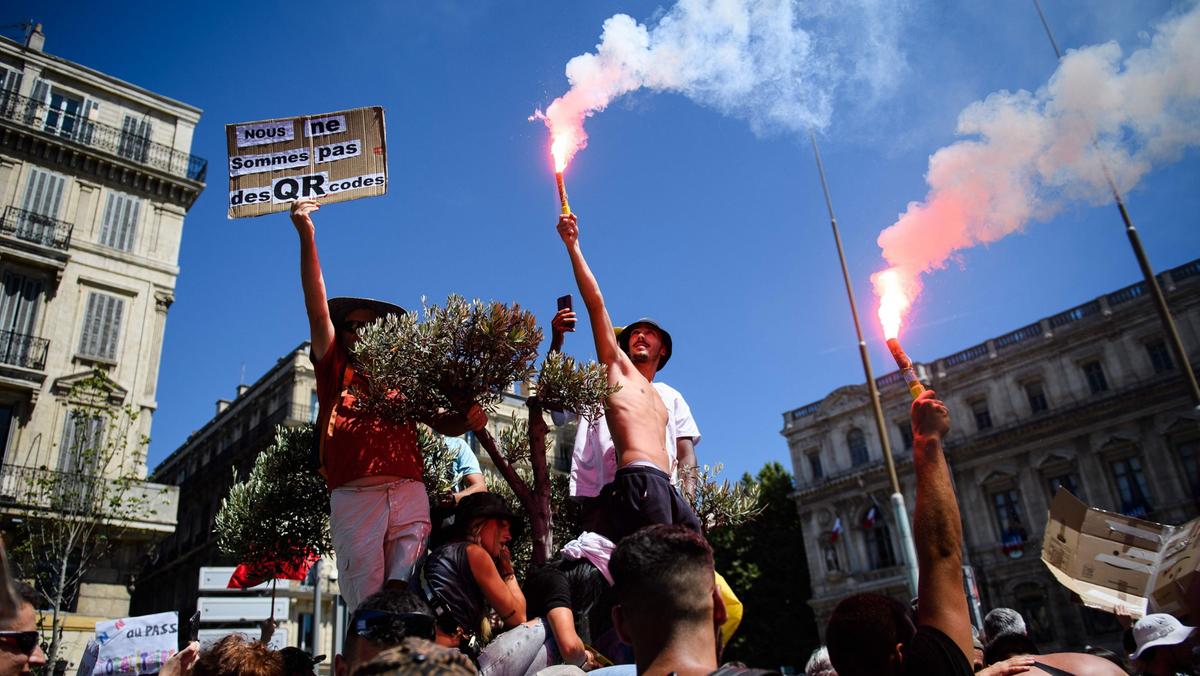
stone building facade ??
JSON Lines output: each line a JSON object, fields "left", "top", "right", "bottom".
{"left": 782, "top": 258, "right": 1200, "bottom": 651}
{"left": 0, "top": 22, "right": 205, "bottom": 661}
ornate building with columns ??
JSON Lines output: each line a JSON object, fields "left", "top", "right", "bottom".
{"left": 0, "top": 22, "right": 204, "bottom": 665}
{"left": 782, "top": 258, "right": 1200, "bottom": 651}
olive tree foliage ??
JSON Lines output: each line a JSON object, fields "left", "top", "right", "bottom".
{"left": 215, "top": 425, "right": 332, "bottom": 575}
{"left": 8, "top": 370, "right": 169, "bottom": 668}
{"left": 351, "top": 295, "right": 615, "bottom": 564}
{"left": 685, "top": 463, "right": 763, "bottom": 534}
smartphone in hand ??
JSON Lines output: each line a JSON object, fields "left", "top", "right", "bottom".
{"left": 556, "top": 294, "right": 575, "bottom": 329}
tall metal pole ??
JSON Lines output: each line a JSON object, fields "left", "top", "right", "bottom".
{"left": 810, "top": 134, "right": 919, "bottom": 597}
{"left": 312, "top": 559, "right": 322, "bottom": 657}
{"left": 1033, "top": 0, "right": 1200, "bottom": 409}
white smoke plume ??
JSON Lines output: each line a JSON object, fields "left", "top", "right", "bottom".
{"left": 532, "top": 0, "right": 909, "bottom": 169}
{"left": 873, "top": 3, "right": 1200, "bottom": 321}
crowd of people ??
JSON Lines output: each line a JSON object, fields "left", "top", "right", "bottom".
{"left": 0, "top": 200, "right": 1192, "bottom": 675}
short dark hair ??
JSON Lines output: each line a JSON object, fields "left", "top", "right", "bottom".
{"left": 610, "top": 525, "right": 714, "bottom": 630}
{"left": 192, "top": 634, "right": 282, "bottom": 676}
{"left": 826, "top": 593, "right": 916, "bottom": 676}
{"left": 343, "top": 590, "right": 434, "bottom": 663}
{"left": 983, "top": 632, "right": 1039, "bottom": 664}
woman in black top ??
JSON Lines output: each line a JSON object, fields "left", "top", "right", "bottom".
{"left": 423, "top": 493, "right": 590, "bottom": 674}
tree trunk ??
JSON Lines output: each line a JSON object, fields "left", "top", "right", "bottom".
{"left": 475, "top": 429, "right": 534, "bottom": 509}
{"left": 525, "top": 397, "right": 553, "bottom": 564}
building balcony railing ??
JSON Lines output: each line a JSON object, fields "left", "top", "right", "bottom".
{"left": 0, "top": 330, "right": 49, "bottom": 371}
{"left": 0, "top": 206, "right": 72, "bottom": 251}
{"left": 0, "top": 463, "right": 179, "bottom": 530}
{"left": 0, "top": 92, "right": 207, "bottom": 182}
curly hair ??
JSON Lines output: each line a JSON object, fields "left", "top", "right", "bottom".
{"left": 192, "top": 634, "right": 283, "bottom": 676}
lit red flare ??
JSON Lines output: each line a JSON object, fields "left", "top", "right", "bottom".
{"left": 886, "top": 337, "right": 926, "bottom": 400}
{"left": 556, "top": 172, "right": 571, "bottom": 215}
{"left": 874, "top": 267, "right": 925, "bottom": 399}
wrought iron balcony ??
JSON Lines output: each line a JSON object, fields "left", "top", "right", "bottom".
{"left": 0, "top": 463, "right": 178, "bottom": 530}
{"left": 0, "top": 92, "right": 206, "bottom": 182}
{"left": 0, "top": 206, "right": 72, "bottom": 251}
{"left": 0, "top": 330, "right": 48, "bottom": 371}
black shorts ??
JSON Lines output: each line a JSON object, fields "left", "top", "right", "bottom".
{"left": 602, "top": 464, "right": 702, "bottom": 542}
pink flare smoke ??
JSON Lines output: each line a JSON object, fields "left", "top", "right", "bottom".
{"left": 873, "top": 3, "right": 1200, "bottom": 320}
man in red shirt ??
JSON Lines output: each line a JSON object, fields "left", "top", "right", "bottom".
{"left": 291, "top": 198, "right": 485, "bottom": 611}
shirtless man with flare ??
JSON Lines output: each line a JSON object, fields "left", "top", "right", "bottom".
{"left": 557, "top": 213, "right": 701, "bottom": 541}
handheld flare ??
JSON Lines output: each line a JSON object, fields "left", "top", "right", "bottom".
{"left": 886, "top": 338, "right": 926, "bottom": 400}
{"left": 555, "top": 172, "right": 571, "bottom": 215}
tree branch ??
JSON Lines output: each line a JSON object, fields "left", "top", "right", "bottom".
{"left": 475, "top": 428, "right": 534, "bottom": 508}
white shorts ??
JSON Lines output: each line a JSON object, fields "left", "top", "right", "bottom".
{"left": 330, "top": 478, "right": 431, "bottom": 612}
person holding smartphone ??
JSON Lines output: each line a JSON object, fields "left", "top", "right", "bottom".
{"left": 290, "top": 198, "right": 488, "bottom": 612}
{"left": 554, "top": 213, "right": 701, "bottom": 541}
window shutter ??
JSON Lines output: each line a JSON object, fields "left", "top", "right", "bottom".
{"left": 100, "top": 192, "right": 141, "bottom": 252}
{"left": 79, "top": 98, "right": 98, "bottom": 145}
{"left": 24, "top": 79, "right": 48, "bottom": 124}
{"left": 21, "top": 167, "right": 66, "bottom": 218}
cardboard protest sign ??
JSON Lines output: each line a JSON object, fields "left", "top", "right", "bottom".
{"left": 92, "top": 611, "right": 179, "bottom": 675}
{"left": 1042, "top": 488, "right": 1200, "bottom": 620}
{"left": 226, "top": 106, "right": 387, "bottom": 218}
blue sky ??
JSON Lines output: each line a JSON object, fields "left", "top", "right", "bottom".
{"left": 12, "top": 1, "right": 1198, "bottom": 482}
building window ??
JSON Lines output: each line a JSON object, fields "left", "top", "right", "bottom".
{"left": 1176, "top": 440, "right": 1200, "bottom": 501}
{"left": 1047, "top": 472, "right": 1081, "bottom": 499}
{"left": 822, "top": 541, "right": 841, "bottom": 573}
{"left": 1025, "top": 381, "right": 1048, "bottom": 414}
{"left": 807, "top": 451, "right": 824, "bottom": 480}
{"left": 864, "top": 512, "right": 897, "bottom": 570}
{"left": 99, "top": 191, "right": 141, "bottom": 252}
{"left": 58, "top": 410, "right": 105, "bottom": 475}
{"left": 1013, "top": 583, "right": 1056, "bottom": 643}
{"left": 847, "top": 428, "right": 869, "bottom": 466}
{"left": 0, "top": 271, "right": 44, "bottom": 351}
{"left": 1146, "top": 340, "right": 1174, "bottom": 374}
{"left": 118, "top": 115, "right": 152, "bottom": 163}
{"left": 19, "top": 166, "right": 67, "bottom": 242}
{"left": 991, "top": 489, "right": 1027, "bottom": 558}
{"left": 896, "top": 420, "right": 913, "bottom": 450}
{"left": 1082, "top": 360, "right": 1108, "bottom": 394}
{"left": 1110, "top": 456, "right": 1152, "bottom": 518}
{"left": 971, "top": 399, "right": 993, "bottom": 431}
{"left": 44, "top": 88, "right": 83, "bottom": 138}
{"left": 77, "top": 292, "right": 126, "bottom": 361}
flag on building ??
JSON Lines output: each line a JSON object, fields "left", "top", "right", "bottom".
{"left": 830, "top": 517, "right": 843, "bottom": 543}
{"left": 863, "top": 504, "right": 880, "bottom": 529}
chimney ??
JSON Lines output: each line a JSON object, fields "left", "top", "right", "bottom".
{"left": 216, "top": 399, "right": 231, "bottom": 415}
{"left": 25, "top": 23, "right": 45, "bottom": 52}
{"left": 236, "top": 384, "right": 249, "bottom": 397}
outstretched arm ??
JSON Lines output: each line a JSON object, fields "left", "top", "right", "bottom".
{"left": 911, "top": 390, "right": 972, "bottom": 661}
{"left": 557, "top": 214, "right": 621, "bottom": 367}
{"left": 292, "top": 199, "right": 335, "bottom": 361}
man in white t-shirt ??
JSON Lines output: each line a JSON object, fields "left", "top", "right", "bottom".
{"left": 548, "top": 308, "right": 701, "bottom": 536}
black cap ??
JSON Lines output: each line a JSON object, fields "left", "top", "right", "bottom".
{"left": 453, "top": 493, "right": 522, "bottom": 536}
{"left": 328, "top": 297, "right": 406, "bottom": 330}
{"left": 617, "top": 318, "right": 673, "bottom": 371}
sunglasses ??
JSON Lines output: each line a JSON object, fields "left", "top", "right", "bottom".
{"left": 350, "top": 610, "right": 436, "bottom": 642}
{"left": 0, "top": 631, "right": 39, "bottom": 655}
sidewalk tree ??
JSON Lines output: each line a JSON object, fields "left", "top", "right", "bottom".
{"left": 7, "top": 369, "right": 169, "bottom": 667}
{"left": 214, "top": 424, "right": 331, "bottom": 588}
